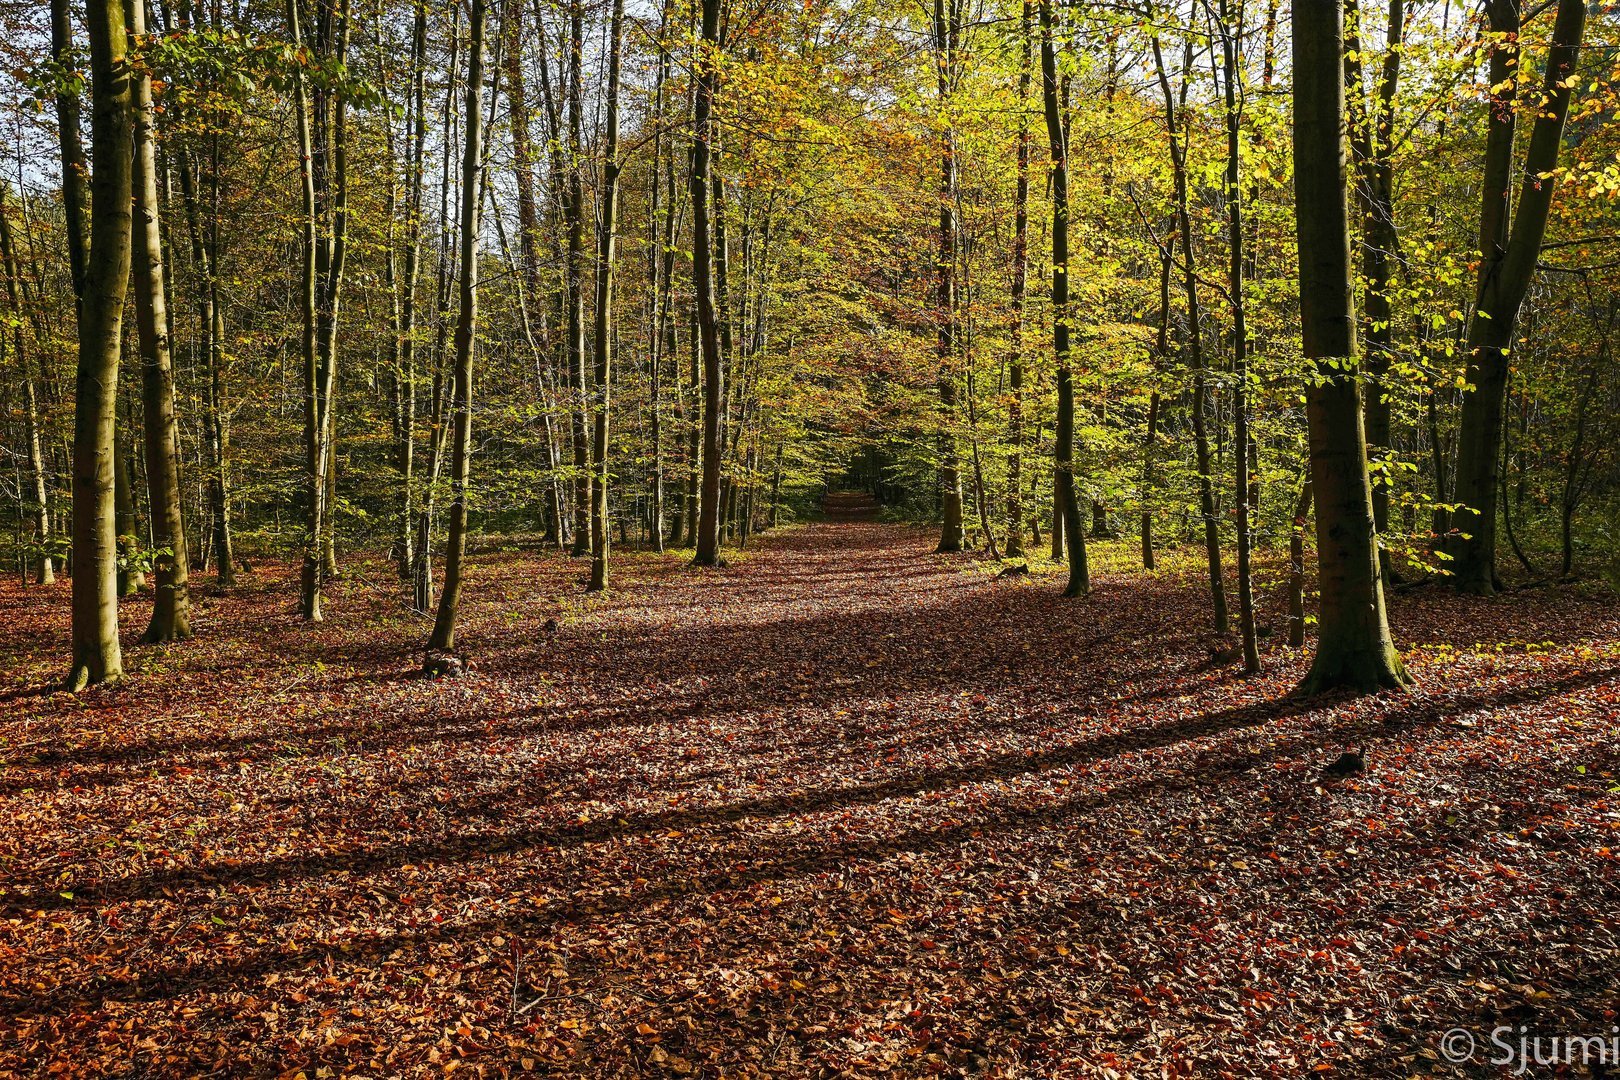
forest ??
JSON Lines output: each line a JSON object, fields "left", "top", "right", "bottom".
{"left": 2, "top": 0, "right": 1620, "bottom": 1072}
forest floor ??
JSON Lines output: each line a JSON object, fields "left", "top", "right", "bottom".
{"left": 3, "top": 495, "right": 1620, "bottom": 1078}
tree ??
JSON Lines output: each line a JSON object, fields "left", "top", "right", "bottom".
{"left": 1449, "top": 0, "right": 1588, "bottom": 594}
{"left": 67, "top": 0, "right": 137, "bottom": 690}
{"left": 428, "top": 0, "right": 487, "bottom": 650}
{"left": 130, "top": 0, "right": 191, "bottom": 643}
{"left": 691, "top": 0, "right": 725, "bottom": 567}
{"left": 931, "top": 0, "right": 965, "bottom": 554}
{"left": 1039, "top": 0, "right": 1087, "bottom": 597}
{"left": 1214, "top": 0, "right": 1258, "bottom": 673}
{"left": 292, "top": 0, "right": 352, "bottom": 621}
{"left": 0, "top": 186, "right": 53, "bottom": 585}
{"left": 587, "top": 0, "right": 625, "bottom": 592}
{"left": 1003, "top": 0, "right": 1032, "bottom": 560}
{"left": 1290, "top": 0, "right": 1408, "bottom": 694}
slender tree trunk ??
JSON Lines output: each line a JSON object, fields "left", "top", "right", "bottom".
{"left": 0, "top": 187, "right": 53, "bottom": 584}
{"left": 931, "top": 0, "right": 965, "bottom": 554}
{"left": 1291, "top": 0, "right": 1408, "bottom": 694}
{"left": 588, "top": 0, "right": 625, "bottom": 592}
{"left": 389, "top": 0, "right": 429, "bottom": 579}
{"left": 67, "top": 0, "right": 135, "bottom": 689}
{"left": 1346, "top": 0, "right": 1405, "bottom": 581}
{"left": 175, "top": 140, "right": 233, "bottom": 585}
{"left": 1218, "top": 0, "right": 1258, "bottom": 673}
{"left": 1005, "top": 0, "right": 1032, "bottom": 560}
{"left": 565, "top": 0, "right": 590, "bottom": 557}
{"left": 1049, "top": 462, "right": 1063, "bottom": 560}
{"left": 428, "top": 0, "right": 486, "bottom": 650}
{"left": 691, "top": 0, "right": 725, "bottom": 566}
{"left": 1040, "top": 0, "right": 1087, "bottom": 596}
{"left": 115, "top": 410, "right": 143, "bottom": 597}
{"left": 1141, "top": 243, "right": 1171, "bottom": 571}
{"left": 1450, "top": 0, "right": 1586, "bottom": 594}
{"left": 291, "top": 0, "right": 329, "bottom": 619}
{"left": 1288, "top": 476, "right": 1311, "bottom": 648}
{"left": 51, "top": 0, "right": 90, "bottom": 305}
{"left": 1151, "top": 33, "right": 1225, "bottom": 630}
{"left": 131, "top": 0, "right": 192, "bottom": 642}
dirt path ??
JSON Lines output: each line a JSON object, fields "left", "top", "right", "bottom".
{"left": 2, "top": 515, "right": 1619, "bottom": 1076}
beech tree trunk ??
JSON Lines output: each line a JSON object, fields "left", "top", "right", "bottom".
{"left": 1151, "top": 34, "right": 1225, "bottom": 632}
{"left": 931, "top": 0, "right": 964, "bottom": 555}
{"left": 1004, "top": 0, "right": 1031, "bottom": 560}
{"left": 1449, "top": 0, "right": 1586, "bottom": 594}
{"left": 0, "top": 187, "right": 53, "bottom": 584}
{"left": 565, "top": 0, "right": 590, "bottom": 558}
{"left": 1217, "top": 0, "right": 1258, "bottom": 673}
{"left": 428, "top": 0, "right": 486, "bottom": 650}
{"left": 691, "top": 0, "right": 725, "bottom": 567}
{"left": 588, "top": 0, "right": 624, "bottom": 592}
{"left": 1040, "top": 0, "right": 1087, "bottom": 597}
{"left": 1291, "top": 0, "right": 1408, "bottom": 694}
{"left": 1346, "top": 0, "right": 1405, "bottom": 580}
{"left": 67, "top": 0, "right": 135, "bottom": 690}
{"left": 131, "top": 0, "right": 192, "bottom": 642}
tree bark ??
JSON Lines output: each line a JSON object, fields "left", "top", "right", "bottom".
{"left": 67, "top": 0, "right": 135, "bottom": 689}
{"left": 428, "top": 0, "right": 486, "bottom": 650}
{"left": 1450, "top": 0, "right": 1586, "bottom": 594}
{"left": 932, "top": 0, "right": 964, "bottom": 554}
{"left": 565, "top": 0, "right": 590, "bottom": 558}
{"left": 1345, "top": 0, "right": 1405, "bottom": 580}
{"left": 131, "top": 0, "right": 192, "bottom": 642}
{"left": 1217, "top": 0, "right": 1258, "bottom": 673}
{"left": 588, "top": 0, "right": 624, "bottom": 592}
{"left": 1291, "top": 0, "right": 1409, "bottom": 694}
{"left": 1151, "top": 32, "right": 1225, "bottom": 631}
{"left": 51, "top": 0, "right": 90, "bottom": 305}
{"left": 1040, "top": 0, "right": 1087, "bottom": 596}
{"left": 691, "top": 0, "right": 725, "bottom": 567}
{"left": 1005, "top": 0, "right": 1032, "bottom": 560}
{"left": 0, "top": 186, "right": 53, "bottom": 584}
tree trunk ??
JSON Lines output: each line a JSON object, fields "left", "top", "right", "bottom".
{"left": 1004, "top": 0, "right": 1032, "bottom": 560}
{"left": 931, "top": 0, "right": 964, "bottom": 555}
{"left": 290, "top": 0, "right": 348, "bottom": 621}
{"left": 131, "top": 0, "right": 192, "bottom": 642}
{"left": 1040, "top": 0, "right": 1087, "bottom": 596}
{"left": 175, "top": 137, "right": 233, "bottom": 585}
{"left": 389, "top": 0, "right": 429, "bottom": 580}
{"left": 1291, "top": 0, "right": 1409, "bottom": 694}
{"left": 428, "top": 0, "right": 486, "bottom": 651}
{"left": 0, "top": 186, "right": 53, "bottom": 585}
{"left": 115, "top": 413, "right": 143, "bottom": 597}
{"left": 691, "top": 0, "right": 725, "bottom": 567}
{"left": 1151, "top": 34, "right": 1225, "bottom": 631}
{"left": 1288, "top": 476, "right": 1311, "bottom": 648}
{"left": 587, "top": 0, "right": 624, "bottom": 592}
{"left": 1450, "top": 0, "right": 1586, "bottom": 594}
{"left": 1141, "top": 243, "right": 1171, "bottom": 571}
{"left": 565, "top": 0, "right": 590, "bottom": 558}
{"left": 1218, "top": 0, "right": 1258, "bottom": 674}
{"left": 1346, "top": 0, "right": 1405, "bottom": 581}
{"left": 51, "top": 0, "right": 90, "bottom": 305}
{"left": 67, "top": 0, "right": 135, "bottom": 690}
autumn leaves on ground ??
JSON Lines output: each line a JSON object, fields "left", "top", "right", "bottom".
{"left": 3, "top": 496, "right": 1619, "bottom": 1078}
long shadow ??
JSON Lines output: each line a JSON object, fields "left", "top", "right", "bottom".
{"left": 1, "top": 710, "right": 1372, "bottom": 1018}
{"left": 5, "top": 663, "right": 1613, "bottom": 919}
{"left": 0, "top": 573, "right": 1187, "bottom": 791}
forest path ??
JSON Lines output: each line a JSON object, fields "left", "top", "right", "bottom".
{"left": 3, "top": 517, "right": 1620, "bottom": 1075}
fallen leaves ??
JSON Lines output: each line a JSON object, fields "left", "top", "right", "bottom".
{"left": 0, "top": 518, "right": 1617, "bottom": 1076}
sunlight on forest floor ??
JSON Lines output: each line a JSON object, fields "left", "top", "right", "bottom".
{"left": 2, "top": 520, "right": 1619, "bottom": 1076}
